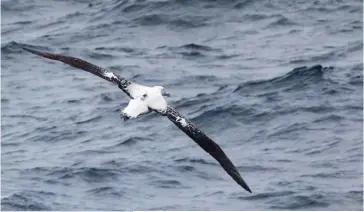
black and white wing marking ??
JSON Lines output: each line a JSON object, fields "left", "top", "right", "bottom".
{"left": 20, "top": 45, "right": 252, "bottom": 192}
{"left": 20, "top": 46, "right": 148, "bottom": 98}
{"left": 165, "top": 106, "right": 252, "bottom": 193}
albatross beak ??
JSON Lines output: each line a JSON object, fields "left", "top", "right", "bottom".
{"left": 163, "top": 92, "right": 171, "bottom": 97}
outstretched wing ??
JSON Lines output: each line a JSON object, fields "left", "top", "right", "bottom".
{"left": 20, "top": 45, "right": 148, "bottom": 98}
{"left": 165, "top": 106, "right": 252, "bottom": 193}
{"left": 19, "top": 44, "right": 251, "bottom": 192}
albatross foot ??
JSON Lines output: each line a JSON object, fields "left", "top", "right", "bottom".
{"left": 120, "top": 112, "right": 130, "bottom": 121}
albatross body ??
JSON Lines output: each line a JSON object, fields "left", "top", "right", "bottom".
{"left": 19, "top": 44, "right": 252, "bottom": 193}
{"left": 121, "top": 85, "right": 168, "bottom": 119}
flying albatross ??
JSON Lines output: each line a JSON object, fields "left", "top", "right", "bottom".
{"left": 19, "top": 44, "right": 252, "bottom": 193}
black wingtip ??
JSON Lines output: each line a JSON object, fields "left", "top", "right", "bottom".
{"left": 19, "top": 44, "right": 61, "bottom": 62}
{"left": 21, "top": 46, "right": 43, "bottom": 55}
{"left": 245, "top": 185, "right": 252, "bottom": 193}
{"left": 14, "top": 42, "right": 47, "bottom": 56}
{"left": 239, "top": 179, "right": 252, "bottom": 193}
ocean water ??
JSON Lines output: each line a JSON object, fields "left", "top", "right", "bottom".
{"left": 1, "top": 0, "right": 363, "bottom": 210}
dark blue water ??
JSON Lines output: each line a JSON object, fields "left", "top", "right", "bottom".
{"left": 1, "top": 0, "right": 363, "bottom": 210}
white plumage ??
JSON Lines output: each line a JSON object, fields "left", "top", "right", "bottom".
{"left": 121, "top": 85, "right": 168, "bottom": 119}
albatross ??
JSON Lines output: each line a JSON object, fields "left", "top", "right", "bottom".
{"left": 19, "top": 44, "right": 252, "bottom": 193}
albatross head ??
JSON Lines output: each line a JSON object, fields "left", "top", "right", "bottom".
{"left": 153, "top": 86, "right": 170, "bottom": 97}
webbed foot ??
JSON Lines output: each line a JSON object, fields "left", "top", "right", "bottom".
{"left": 120, "top": 112, "right": 130, "bottom": 121}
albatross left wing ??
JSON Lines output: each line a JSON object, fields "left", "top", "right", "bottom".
{"left": 165, "top": 106, "right": 252, "bottom": 193}
{"left": 20, "top": 45, "right": 148, "bottom": 98}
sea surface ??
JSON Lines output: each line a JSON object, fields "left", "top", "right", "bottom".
{"left": 1, "top": 0, "right": 363, "bottom": 210}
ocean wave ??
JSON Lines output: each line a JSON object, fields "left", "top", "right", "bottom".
{"left": 75, "top": 114, "right": 103, "bottom": 125}
{"left": 170, "top": 74, "right": 221, "bottom": 88}
{"left": 84, "top": 51, "right": 115, "bottom": 60}
{"left": 169, "top": 43, "right": 218, "bottom": 52}
{"left": 173, "top": 94, "right": 215, "bottom": 109}
{"left": 300, "top": 170, "right": 356, "bottom": 179}
{"left": 313, "top": 114, "right": 345, "bottom": 123}
{"left": 175, "top": 165, "right": 196, "bottom": 172}
{"left": 1, "top": 192, "right": 52, "bottom": 211}
{"left": 234, "top": 65, "right": 327, "bottom": 93}
{"left": 3, "top": 114, "right": 48, "bottom": 122}
{"left": 97, "top": 0, "right": 213, "bottom": 29}
{"left": 290, "top": 41, "right": 362, "bottom": 64}
{"left": 105, "top": 136, "right": 151, "bottom": 149}
{"left": 135, "top": 14, "right": 209, "bottom": 29}
{"left": 302, "top": 1, "right": 362, "bottom": 13}
{"left": 21, "top": 165, "right": 121, "bottom": 185}
{"left": 94, "top": 46, "right": 145, "bottom": 55}
{"left": 270, "top": 194, "right": 329, "bottom": 210}
{"left": 110, "top": 0, "right": 256, "bottom": 14}
{"left": 189, "top": 104, "right": 257, "bottom": 125}
{"left": 265, "top": 15, "right": 298, "bottom": 28}
{"left": 347, "top": 63, "right": 363, "bottom": 85}
{"left": 109, "top": 0, "right": 173, "bottom": 14}
{"left": 149, "top": 179, "right": 184, "bottom": 189}
{"left": 237, "top": 164, "right": 281, "bottom": 172}
{"left": 86, "top": 186, "right": 124, "bottom": 197}
{"left": 1, "top": 0, "right": 37, "bottom": 12}
{"left": 1, "top": 41, "right": 24, "bottom": 55}
{"left": 174, "top": 157, "right": 219, "bottom": 166}
{"left": 233, "top": 0, "right": 256, "bottom": 9}
{"left": 49, "top": 167, "right": 120, "bottom": 182}
{"left": 239, "top": 13, "right": 270, "bottom": 21}
{"left": 157, "top": 43, "right": 227, "bottom": 59}
{"left": 233, "top": 190, "right": 295, "bottom": 200}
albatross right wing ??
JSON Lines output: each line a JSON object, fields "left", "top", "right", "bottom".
{"left": 165, "top": 106, "right": 252, "bottom": 193}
